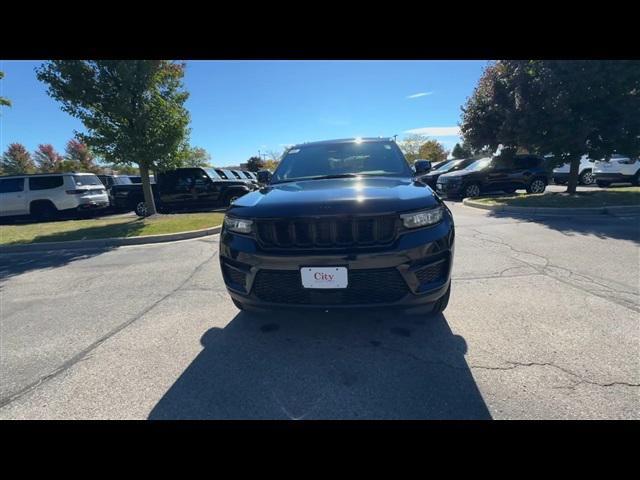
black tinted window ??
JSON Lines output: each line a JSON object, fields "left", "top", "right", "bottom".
{"left": 29, "top": 176, "right": 64, "bottom": 190}
{"left": 520, "top": 156, "right": 541, "bottom": 169}
{"left": 0, "top": 178, "right": 25, "bottom": 193}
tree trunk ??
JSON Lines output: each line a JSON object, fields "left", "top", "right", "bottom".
{"left": 140, "top": 163, "right": 157, "bottom": 216}
{"left": 566, "top": 155, "right": 581, "bottom": 194}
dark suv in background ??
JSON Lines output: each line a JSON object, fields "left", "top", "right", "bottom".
{"left": 436, "top": 154, "right": 549, "bottom": 199}
{"left": 220, "top": 138, "right": 454, "bottom": 315}
{"left": 111, "top": 167, "right": 255, "bottom": 216}
{"left": 419, "top": 158, "right": 477, "bottom": 189}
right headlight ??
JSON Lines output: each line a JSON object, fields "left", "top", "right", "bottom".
{"left": 400, "top": 206, "right": 444, "bottom": 229}
{"left": 224, "top": 216, "right": 253, "bottom": 234}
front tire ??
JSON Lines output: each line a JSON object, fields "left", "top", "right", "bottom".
{"left": 225, "top": 193, "right": 241, "bottom": 207}
{"left": 526, "top": 178, "right": 546, "bottom": 194}
{"left": 134, "top": 201, "right": 148, "bottom": 217}
{"left": 432, "top": 284, "right": 451, "bottom": 315}
{"left": 579, "top": 170, "right": 595, "bottom": 186}
{"left": 462, "top": 183, "right": 481, "bottom": 199}
{"left": 232, "top": 299, "right": 244, "bottom": 310}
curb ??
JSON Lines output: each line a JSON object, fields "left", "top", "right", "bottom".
{"left": 462, "top": 198, "right": 640, "bottom": 216}
{"left": 0, "top": 225, "right": 222, "bottom": 254}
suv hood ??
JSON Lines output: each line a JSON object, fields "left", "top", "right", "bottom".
{"left": 228, "top": 176, "right": 440, "bottom": 217}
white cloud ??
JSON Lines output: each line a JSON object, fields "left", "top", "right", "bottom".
{"left": 406, "top": 92, "right": 434, "bottom": 99}
{"left": 404, "top": 126, "right": 461, "bottom": 137}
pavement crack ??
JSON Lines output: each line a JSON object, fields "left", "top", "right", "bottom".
{"left": 470, "top": 358, "right": 640, "bottom": 390}
{"left": 469, "top": 228, "right": 640, "bottom": 312}
{"left": 0, "top": 250, "right": 217, "bottom": 410}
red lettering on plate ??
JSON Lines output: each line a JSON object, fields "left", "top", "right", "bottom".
{"left": 314, "top": 272, "right": 334, "bottom": 281}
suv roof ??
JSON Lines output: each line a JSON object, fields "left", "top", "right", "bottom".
{"left": 291, "top": 137, "right": 394, "bottom": 148}
{"left": 0, "top": 172, "right": 97, "bottom": 179}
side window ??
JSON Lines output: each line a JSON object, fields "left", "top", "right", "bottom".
{"left": 215, "top": 169, "right": 228, "bottom": 180}
{"left": 193, "top": 170, "right": 209, "bottom": 188}
{"left": 0, "top": 178, "right": 25, "bottom": 193}
{"left": 176, "top": 171, "right": 195, "bottom": 189}
{"left": 521, "top": 157, "right": 538, "bottom": 169}
{"left": 29, "top": 176, "right": 64, "bottom": 191}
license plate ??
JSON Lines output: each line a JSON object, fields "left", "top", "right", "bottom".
{"left": 301, "top": 267, "right": 348, "bottom": 289}
{"left": 436, "top": 184, "right": 443, "bottom": 191}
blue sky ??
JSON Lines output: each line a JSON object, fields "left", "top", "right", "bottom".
{"left": 1, "top": 60, "right": 487, "bottom": 166}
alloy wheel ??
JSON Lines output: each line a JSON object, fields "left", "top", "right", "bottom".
{"left": 465, "top": 184, "right": 480, "bottom": 198}
{"left": 136, "top": 201, "right": 148, "bottom": 217}
{"left": 581, "top": 171, "right": 595, "bottom": 185}
{"left": 530, "top": 179, "right": 546, "bottom": 193}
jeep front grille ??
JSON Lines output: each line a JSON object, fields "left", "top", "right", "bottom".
{"left": 255, "top": 215, "right": 398, "bottom": 250}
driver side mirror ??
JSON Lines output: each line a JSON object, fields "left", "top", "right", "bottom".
{"left": 257, "top": 170, "right": 272, "bottom": 185}
{"left": 414, "top": 159, "right": 432, "bottom": 175}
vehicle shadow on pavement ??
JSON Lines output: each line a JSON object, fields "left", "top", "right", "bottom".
{"left": 149, "top": 310, "right": 491, "bottom": 420}
{"left": 486, "top": 210, "right": 640, "bottom": 243}
{"left": 0, "top": 247, "right": 118, "bottom": 282}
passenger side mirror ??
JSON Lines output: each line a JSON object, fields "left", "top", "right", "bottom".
{"left": 414, "top": 159, "right": 432, "bottom": 175}
{"left": 257, "top": 170, "right": 272, "bottom": 185}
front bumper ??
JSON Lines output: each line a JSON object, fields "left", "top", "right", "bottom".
{"left": 593, "top": 172, "right": 634, "bottom": 183}
{"left": 219, "top": 214, "right": 454, "bottom": 310}
{"left": 435, "top": 182, "right": 463, "bottom": 197}
{"left": 77, "top": 198, "right": 109, "bottom": 210}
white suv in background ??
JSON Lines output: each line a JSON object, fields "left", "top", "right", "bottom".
{"left": 552, "top": 155, "right": 596, "bottom": 186}
{"left": 0, "top": 172, "right": 109, "bottom": 220}
{"left": 593, "top": 155, "right": 640, "bottom": 187}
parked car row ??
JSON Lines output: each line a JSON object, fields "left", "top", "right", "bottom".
{"left": 0, "top": 167, "right": 261, "bottom": 221}
{"left": 551, "top": 154, "right": 639, "bottom": 187}
{"left": 111, "top": 167, "right": 258, "bottom": 217}
{"left": 428, "top": 155, "right": 549, "bottom": 199}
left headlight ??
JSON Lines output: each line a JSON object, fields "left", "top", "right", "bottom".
{"left": 224, "top": 216, "right": 253, "bottom": 234}
{"left": 400, "top": 206, "right": 444, "bottom": 229}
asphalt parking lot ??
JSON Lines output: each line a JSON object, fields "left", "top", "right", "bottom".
{"left": 0, "top": 199, "right": 638, "bottom": 419}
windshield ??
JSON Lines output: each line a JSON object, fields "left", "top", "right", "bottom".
{"left": 204, "top": 168, "right": 220, "bottom": 180}
{"left": 73, "top": 175, "right": 102, "bottom": 186}
{"left": 464, "top": 158, "right": 492, "bottom": 172}
{"left": 433, "top": 159, "right": 463, "bottom": 173}
{"left": 113, "top": 176, "right": 132, "bottom": 185}
{"left": 272, "top": 141, "right": 412, "bottom": 183}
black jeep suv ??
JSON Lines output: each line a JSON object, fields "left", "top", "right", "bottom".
{"left": 435, "top": 154, "right": 548, "bottom": 199}
{"left": 418, "top": 158, "right": 477, "bottom": 189}
{"left": 220, "top": 138, "right": 454, "bottom": 315}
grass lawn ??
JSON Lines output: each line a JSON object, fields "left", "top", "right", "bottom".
{"left": 471, "top": 186, "right": 640, "bottom": 208}
{"left": 0, "top": 212, "right": 225, "bottom": 246}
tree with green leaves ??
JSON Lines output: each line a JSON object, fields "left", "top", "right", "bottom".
{"left": 182, "top": 146, "right": 212, "bottom": 168}
{"left": 34, "top": 144, "right": 64, "bottom": 172}
{"left": 418, "top": 139, "right": 448, "bottom": 163}
{"left": 0, "top": 71, "right": 10, "bottom": 109}
{"left": 398, "top": 134, "right": 426, "bottom": 162}
{"left": 451, "top": 142, "right": 472, "bottom": 159}
{"left": 461, "top": 60, "right": 640, "bottom": 194}
{"left": 246, "top": 156, "right": 265, "bottom": 172}
{"left": 36, "top": 60, "right": 191, "bottom": 215}
{"left": 1, "top": 143, "right": 36, "bottom": 174}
